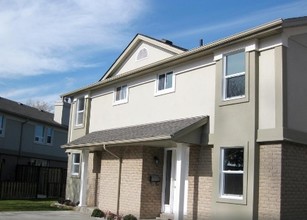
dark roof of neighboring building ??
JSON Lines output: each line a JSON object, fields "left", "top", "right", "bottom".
{"left": 63, "top": 115, "right": 208, "bottom": 148}
{"left": 0, "top": 97, "right": 67, "bottom": 129}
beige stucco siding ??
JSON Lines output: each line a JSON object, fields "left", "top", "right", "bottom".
{"left": 286, "top": 34, "right": 307, "bottom": 133}
{"left": 89, "top": 57, "right": 216, "bottom": 134}
{"left": 258, "top": 48, "right": 276, "bottom": 129}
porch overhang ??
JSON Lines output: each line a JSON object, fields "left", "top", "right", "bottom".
{"left": 62, "top": 115, "right": 209, "bottom": 150}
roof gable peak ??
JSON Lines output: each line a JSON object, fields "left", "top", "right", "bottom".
{"left": 100, "top": 34, "right": 186, "bottom": 81}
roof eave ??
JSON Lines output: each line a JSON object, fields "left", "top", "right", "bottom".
{"left": 62, "top": 135, "right": 171, "bottom": 149}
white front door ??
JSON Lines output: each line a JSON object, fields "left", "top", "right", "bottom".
{"left": 162, "top": 149, "right": 177, "bottom": 213}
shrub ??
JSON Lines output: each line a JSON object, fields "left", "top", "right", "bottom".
{"left": 91, "top": 208, "right": 105, "bottom": 218}
{"left": 123, "top": 214, "right": 137, "bottom": 220}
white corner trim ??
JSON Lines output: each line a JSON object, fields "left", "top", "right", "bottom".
{"left": 214, "top": 54, "right": 223, "bottom": 61}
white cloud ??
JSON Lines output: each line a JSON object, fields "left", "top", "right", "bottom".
{"left": 167, "top": 0, "right": 307, "bottom": 41}
{"left": 0, "top": 0, "right": 147, "bottom": 78}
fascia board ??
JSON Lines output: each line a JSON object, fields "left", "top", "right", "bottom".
{"left": 61, "top": 135, "right": 171, "bottom": 149}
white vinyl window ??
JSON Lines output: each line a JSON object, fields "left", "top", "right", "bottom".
{"left": 34, "top": 125, "right": 45, "bottom": 143}
{"left": 156, "top": 72, "right": 174, "bottom": 95}
{"left": 114, "top": 85, "right": 128, "bottom": 105}
{"left": 0, "top": 115, "right": 5, "bottom": 137}
{"left": 220, "top": 147, "right": 244, "bottom": 199}
{"left": 46, "top": 127, "right": 53, "bottom": 144}
{"left": 34, "top": 125, "right": 54, "bottom": 145}
{"left": 75, "top": 97, "right": 85, "bottom": 126}
{"left": 71, "top": 153, "right": 81, "bottom": 176}
{"left": 223, "top": 51, "right": 245, "bottom": 99}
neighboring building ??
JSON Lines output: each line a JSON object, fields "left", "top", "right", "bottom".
{"left": 0, "top": 97, "right": 69, "bottom": 181}
{"left": 62, "top": 17, "right": 307, "bottom": 220}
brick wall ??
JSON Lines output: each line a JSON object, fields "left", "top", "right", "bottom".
{"left": 140, "top": 147, "right": 164, "bottom": 219}
{"left": 97, "top": 146, "right": 143, "bottom": 218}
{"left": 87, "top": 151, "right": 101, "bottom": 207}
{"left": 258, "top": 144, "right": 282, "bottom": 220}
{"left": 280, "top": 142, "right": 307, "bottom": 219}
{"left": 98, "top": 148, "right": 122, "bottom": 213}
{"left": 119, "top": 146, "right": 143, "bottom": 218}
{"left": 258, "top": 142, "right": 307, "bottom": 220}
{"left": 186, "top": 145, "right": 213, "bottom": 220}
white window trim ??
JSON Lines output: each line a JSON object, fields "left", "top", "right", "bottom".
{"left": 46, "top": 127, "right": 53, "bottom": 145}
{"left": 34, "top": 124, "right": 45, "bottom": 144}
{"left": 219, "top": 147, "right": 245, "bottom": 201}
{"left": 113, "top": 85, "right": 129, "bottom": 105}
{"left": 34, "top": 125, "right": 54, "bottom": 145}
{"left": 75, "top": 97, "right": 85, "bottom": 126}
{"left": 0, "top": 115, "right": 5, "bottom": 137}
{"left": 71, "top": 153, "right": 81, "bottom": 176}
{"left": 155, "top": 71, "right": 175, "bottom": 96}
{"left": 222, "top": 50, "right": 246, "bottom": 100}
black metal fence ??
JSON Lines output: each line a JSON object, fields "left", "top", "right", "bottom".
{"left": 0, "top": 165, "right": 66, "bottom": 199}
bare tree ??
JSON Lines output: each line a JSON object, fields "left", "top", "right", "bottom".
{"left": 26, "top": 99, "right": 54, "bottom": 112}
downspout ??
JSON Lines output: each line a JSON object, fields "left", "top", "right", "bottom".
{"left": 17, "top": 119, "right": 29, "bottom": 165}
{"left": 103, "top": 144, "right": 122, "bottom": 216}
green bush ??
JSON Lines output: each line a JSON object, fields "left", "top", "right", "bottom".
{"left": 123, "top": 214, "right": 137, "bottom": 220}
{"left": 91, "top": 208, "right": 105, "bottom": 218}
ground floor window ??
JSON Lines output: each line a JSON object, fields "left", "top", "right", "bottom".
{"left": 71, "top": 153, "right": 80, "bottom": 176}
{"left": 220, "top": 147, "right": 244, "bottom": 199}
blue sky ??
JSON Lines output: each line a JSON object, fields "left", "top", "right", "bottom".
{"left": 0, "top": 0, "right": 307, "bottom": 107}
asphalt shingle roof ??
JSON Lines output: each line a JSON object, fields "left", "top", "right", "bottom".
{"left": 64, "top": 115, "right": 208, "bottom": 148}
{"left": 0, "top": 97, "right": 66, "bottom": 128}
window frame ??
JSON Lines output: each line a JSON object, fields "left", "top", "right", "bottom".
{"left": 0, "top": 115, "right": 5, "bottom": 137}
{"left": 155, "top": 71, "right": 175, "bottom": 96}
{"left": 75, "top": 97, "right": 85, "bottom": 126}
{"left": 219, "top": 146, "right": 247, "bottom": 203}
{"left": 34, "top": 124, "right": 45, "bottom": 144}
{"left": 223, "top": 50, "right": 246, "bottom": 100}
{"left": 46, "top": 127, "right": 53, "bottom": 145}
{"left": 71, "top": 153, "right": 81, "bottom": 176}
{"left": 113, "top": 85, "right": 128, "bottom": 105}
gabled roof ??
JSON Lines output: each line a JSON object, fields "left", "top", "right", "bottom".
{"left": 0, "top": 97, "right": 67, "bottom": 129}
{"left": 63, "top": 115, "right": 208, "bottom": 148}
{"left": 100, "top": 33, "right": 187, "bottom": 81}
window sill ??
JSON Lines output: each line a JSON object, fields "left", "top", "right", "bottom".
{"left": 219, "top": 95, "right": 249, "bottom": 106}
{"left": 155, "top": 88, "right": 175, "bottom": 97}
{"left": 71, "top": 174, "right": 80, "bottom": 179}
{"left": 217, "top": 195, "right": 246, "bottom": 205}
{"left": 74, "top": 124, "right": 85, "bottom": 130}
{"left": 113, "top": 99, "right": 128, "bottom": 106}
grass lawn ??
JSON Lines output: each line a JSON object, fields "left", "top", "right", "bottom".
{"left": 0, "top": 199, "right": 64, "bottom": 211}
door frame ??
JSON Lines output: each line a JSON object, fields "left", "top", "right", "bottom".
{"left": 161, "top": 148, "right": 176, "bottom": 214}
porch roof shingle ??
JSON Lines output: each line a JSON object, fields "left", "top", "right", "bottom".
{"left": 63, "top": 115, "right": 208, "bottom": 148}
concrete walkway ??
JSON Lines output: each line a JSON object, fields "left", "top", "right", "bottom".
{"left": 0, "top": 211, "right": 94, "bottom": 220}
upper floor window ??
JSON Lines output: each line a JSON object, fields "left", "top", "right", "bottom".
{"left": 75, "top": 97, "right": 85, "bottom": 126}
{"left": 34, "top": 125, "right": 45, "bottom": 143}
{"left": 156, "top": 72, "right": 175, "bottom": 95}
{"left": 0, "top": 115, "right": 5, "bottom": 137}
{"left": 114, "top": 85, "right": 128, "bottom": 105}
{"left": 46, "top": 127, "right": 53, "bottom": 144}
{"left": 220, "top": 147, "right": 244, "bottom": 200}
{"left": 34, "top": 125, "right": 54, "bottom": 145}
{"left": 223, "top": 51, "right": 245, "bottom": 99}
{"left": 71, "top": 153, "right": 80, "bottom": 176}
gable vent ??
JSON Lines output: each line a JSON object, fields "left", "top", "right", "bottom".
{"left": 137, "top": 48, "right": 148, "bottom": 60}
